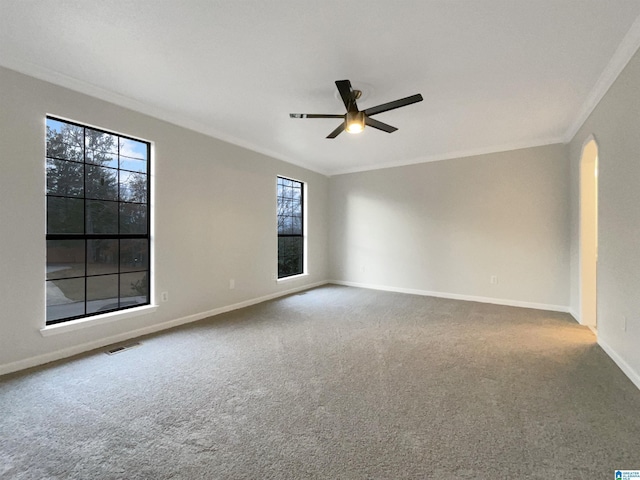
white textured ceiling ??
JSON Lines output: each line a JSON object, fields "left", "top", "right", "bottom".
{"left": 1, "top": 1, "right": 640, "bottom": 175}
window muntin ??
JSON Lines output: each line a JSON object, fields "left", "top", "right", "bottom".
{"left": 45, "top": 117, "right": 151, "bottom": 325}
{"left": 277, "top": 176, "right": 304, "bottom": 278}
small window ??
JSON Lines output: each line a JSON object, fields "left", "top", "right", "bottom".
{"left": 45, "top": 117, "right": 151, "bottom": 325}
{"left": 277, "top": 176, "right": 304, "bottom": 278}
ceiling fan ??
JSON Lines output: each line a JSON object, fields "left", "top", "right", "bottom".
{"left": 290, "top": 79, "right": 423, "bottom": 139}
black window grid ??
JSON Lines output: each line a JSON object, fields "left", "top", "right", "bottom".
{"left": 45, "top": 116, "right": 151, "bottom": 325}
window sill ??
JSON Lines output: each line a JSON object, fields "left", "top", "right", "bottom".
{"left": 40, "top": 305, "right": 158, "bottom": 337}
{"left": 277, "top": 273, "right": 309, "bottom": 284}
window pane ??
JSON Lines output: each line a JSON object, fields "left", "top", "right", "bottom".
{"left": 87, "top": 239, "right": 118, "bottom": 276}
{"left": 86, "top": 200, "right": 118, "bottom": 234}
{"left": 86, "top": 165, "right": 118, "bottom": 201}
{"left": 278, "top": 198, "right": 301, "bottom": 217}
{"left": 46, "top": 278, "right": 85, "bottom": 322}
{"left": 47, "top": 197, "right": 84, "bottom": 234}
{"left": 119, "top": 138, "right": 148, "bottom": 161}
{"left": 278, "top": 215, "right": 288, "bottom": 235}
{"left": 86, "top": 149, "right": 118, "bottom": 168}
{"left": 279, "top": 199, "right": 297, "bottom": 217}
{"left": 119, "top": 171, "right": 147, "bottom": 203}
{"left": 47, "top": 144, "right": 83, "bottom": 162}
{"left": 119, "top": 156, "right": 147, "bottom": 173}
{"left": 46, "top": 118, "right": 82, "bottom": 143}
{"left": 86, "top": 274, "right": 119, "bottom": 314}
{"left": 47, "top": 240, "right": 85, "bottom": 280}
{"left": 46, "top": 158, "right": 84, "bottom": 197}
{"left": 278, "top": 237, "right": 303, "bottom": 277}
{"left": 291, "top": 215, "right": 302, "bottom": 235}
{"left": 120, "top": 272, "right": 149, "bottom": 306}
{"left": 277, "top": 197, "right": 288, "bottom": 219}
{"left": 85, "top": 129, "right": 118, "bottom": 155}
{"left": 278, "top": 216, "right": 302, "bottom": 235}
{"left": 46, "top": 119, "right": 83, "bottom": 162}
{"left": 120, "top": 204, "right": 147, "bottom": 234}
{"left": 121, "top": 239, "right": 148, "bottom": 272}
{"left": 278, "top": 196, "right": 289, "bottom": 215}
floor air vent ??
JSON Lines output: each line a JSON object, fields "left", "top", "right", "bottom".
{"left": 106, "top": 342, "right": 141, "bottom": 355}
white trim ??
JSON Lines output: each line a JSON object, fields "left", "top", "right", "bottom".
{"left": 0, "top": 56, "right": 330, "bottom": 177}
{"left": 579, "top": 134, "right": 598, "bottom": 155}
{"left": 564, "top": 16, "right": 640, "bottom": 143}
{"left": 45, "top": 112, "right": 153, "bottom": 144}
{"left": 568, "top": 308, "right": 580, "bottom": 324}
{"left": 0, "top": 281, "right": 328, "bottom": 377}
{"left": 327, "top": 138, "right": 565, "bottom": 176}
{"left": 40, "top": 305, "right": 158, "bottom": 337}
{"left": 330, "top": 280, "right": 569, "bottom": 313}
{"left": 277, "top": 273, "right": 310, "bottom": 284}
{"left": 598, "top": 337, "right": 640, "bottom": 392}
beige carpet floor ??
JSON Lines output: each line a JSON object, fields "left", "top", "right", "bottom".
{"left": 1, "top": 285, "right": 639, "bottom": 479}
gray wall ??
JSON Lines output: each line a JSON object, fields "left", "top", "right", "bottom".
{"left": 569, "top": 47, "right": 640, "bottom": 386}
{"left": 0, "top": 66, "right": 329, "bottom": 373}
{"left": 329, "top": 144, "right": 570, "bottom": 310}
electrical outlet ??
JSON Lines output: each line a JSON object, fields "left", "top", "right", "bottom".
{"left": 160, "top": 291, "right": 169, "bottom": 302}
{"left": 490, "top": 275, "right": 498, "bottom": 285}
{"left": 229, "top": 279, "right": 235, "bottom": 290}
{"left": 271, "top": 273, "right": 277, "bottom": 281}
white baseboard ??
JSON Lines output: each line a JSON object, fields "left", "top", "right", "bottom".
{"left": 597, "top": 337, "right": 640, "bottom": 392}
{"left": 0, "top": 280, "right": 329, "bottom": 377}
{"left": 330, "top": 280, "right": 570, "bottom": 313}
{"left": 568, "top": 308, "right": 580, "bottom": 324}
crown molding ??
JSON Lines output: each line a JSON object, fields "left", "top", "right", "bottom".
{"left": 327, "top": 137, "right": 565, "bottom": 176}
{"left": 563, "top": 14, "right": 640, "bottom": 143}
{"left": 0, "top": 55, "right": 330, "bottom": 177}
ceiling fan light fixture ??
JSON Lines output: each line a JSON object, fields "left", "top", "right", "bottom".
{"left": 345, "top": 111, "right": 365, "bottom": 134}
{"left": 290, "top": 79, "right": 422, "bottom": 138}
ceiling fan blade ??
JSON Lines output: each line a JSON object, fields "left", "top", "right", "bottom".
{"left": 335, "top": 80, "right": 358, "bottom": 112}
{"left": 364, "top": 93, "right": 423, "bottom": 117}
{"left": 365, "top": 116, "right": 398, "bottom": 133}
{"left": 326, "top": 122, "right": 345, "bottom": 139}
{"left": 290, "top": 113, "right": 344, "bottom": 119}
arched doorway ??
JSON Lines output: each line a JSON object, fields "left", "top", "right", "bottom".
{"left": 580, "top": 136, "right": 598, "bottom": 330}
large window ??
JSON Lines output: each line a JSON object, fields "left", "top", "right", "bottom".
{"left": 277, "top": 176, "right": 304, "bottom": 278}
{"left": 45, "top": 117, "right": 150, "bottom": 325}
